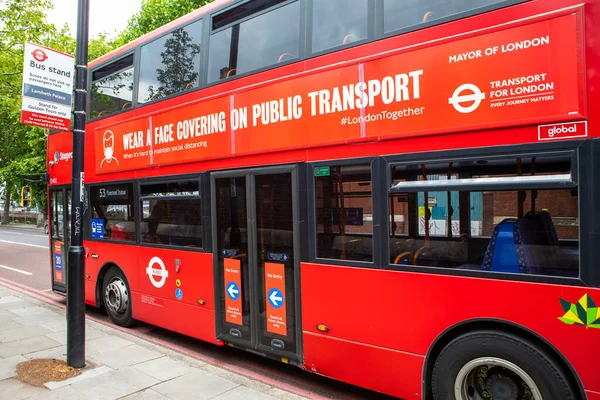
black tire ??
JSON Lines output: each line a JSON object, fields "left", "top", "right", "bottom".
{"left": 101, "top": 267, "right": 134, "bottom": 327}
{"left": 431, "top": 330, "right": 577, "bottom": 400}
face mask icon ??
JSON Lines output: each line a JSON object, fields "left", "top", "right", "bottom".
{"left": 100, "top": 130, "right": 119, "bottom": 168}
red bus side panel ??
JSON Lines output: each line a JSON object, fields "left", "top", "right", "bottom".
{"left": 300, "top": 263, "right": 600, "bottom": 395}
{"left": 303, "top": 332, "right": 423, "bottom": 399}
{"left": 84, "top": 241, "right": 217, "bottom": 343}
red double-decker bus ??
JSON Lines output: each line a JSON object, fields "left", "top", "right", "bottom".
{"left": 47, "top": 0, "right": 600, "bottom": 398}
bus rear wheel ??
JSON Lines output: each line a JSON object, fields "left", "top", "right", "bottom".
{"left": 102, "top": 267, "right": 133, "bottom": 327}
{"left": 431, "top": 330, "right": 576, "bottom": 400}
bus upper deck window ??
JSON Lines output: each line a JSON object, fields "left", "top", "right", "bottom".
{"left": 384, "top": 0, "right": 515, "bottom": 34}
{"left": 90, "top": 54, "right": 134, "bottom": 119}
{"left": 312, "top": 0, "right": 368, "bottom": 53}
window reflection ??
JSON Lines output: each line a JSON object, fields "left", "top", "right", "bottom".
{"left": 312, "top": 0, "right": 368, "bottom": 53}
{"left": 139, "top": 20, "right": 202, "bottom": 103}
{"left": 384, "top": 0, "right": 509, "bottom": 33}
{"left": 208, "top": 2, "right": 300, "bottom": 83}
{"left": 90, "top": 67, "right": 134, "bottom": 119}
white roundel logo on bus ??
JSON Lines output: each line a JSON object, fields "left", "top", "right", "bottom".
{"left": 448, "top": 83, "right": 486, "bottom": 114}
{"left": 146, "top": 256, "right": 168, "bottom": 288}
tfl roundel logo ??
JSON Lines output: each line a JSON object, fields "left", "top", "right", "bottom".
{"left": 31, "top": 48, "right": 48, "bottom": 62}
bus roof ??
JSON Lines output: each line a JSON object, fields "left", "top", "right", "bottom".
{"left": 89, "top": 0, "right": 233, "bottom": 68}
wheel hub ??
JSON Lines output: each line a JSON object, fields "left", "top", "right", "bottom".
{"left": 104, "top": 278, "right": 128, "bottom": 315}
{"left": 484, "top": 372, "right": 519, "bottom": 400}
{"left": 455, "top": 357, "right": 540, "bottom": 400}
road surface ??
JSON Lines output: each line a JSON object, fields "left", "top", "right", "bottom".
{"left": 0, "top": 224, "right": 396, "bottom": 400}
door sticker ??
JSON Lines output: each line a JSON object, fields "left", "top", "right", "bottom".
{"left": 91, "top": 218, "right": 105, "bottom": 239}
{"left": 54, "top": 241, "right": 63, "bottom": 283}
{"left": 224, "top": 258, "right": 243, "bottom": 325}
{"left": 265, "top": 262, "right": 287, "bottom": 336}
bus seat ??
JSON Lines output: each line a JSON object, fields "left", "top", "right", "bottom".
{"left": 422, "top": 11, "right": 436, "bottom": 23}
{"left": 481, "top": 219, "right": 532, "bottom": 274}
{"left": 522, "top": 211, "right": 559, "bottom": 246}
{"left": 226, "top": 68, "right": 238, "bottom": 78}
{"left": 278, "top": 53, "right": 295, "bottom": 63}
{"left": 342, "top": 34, "right": 355, "bottom": 45}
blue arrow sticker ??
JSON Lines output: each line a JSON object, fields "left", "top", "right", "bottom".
{"left": 268, "top": 288, "right": 284, "bottom": 309}
{"left": 226, "top": 282, "right": 240, "bottom": 300}
{"left": 175, "top": 288, "right": 183, "bottom": 301}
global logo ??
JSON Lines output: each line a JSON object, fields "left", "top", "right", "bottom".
{"left": 54, "top": 151, "right": 59, "bottom": 164}
{"left": 538, "top": 122, "right": 587, "bottom": 141}
{"left": 548, "top": 125, "right": 577, "bottom": 137}
{"left": 449, "top": 83, "right": 486, "bottom": 114}
{"left": 32, "top": 48, "right": 48, "bottom": 62}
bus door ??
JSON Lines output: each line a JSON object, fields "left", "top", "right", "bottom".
{"left": 49, "top": 187, "right": 71, "bottom": 293}
{"left": 212, "top": 165, "right": 301, "bottom": 362}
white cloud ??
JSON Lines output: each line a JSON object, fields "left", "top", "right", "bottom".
{"left": 46, "top": 0, "right": 143, "bottom": 38}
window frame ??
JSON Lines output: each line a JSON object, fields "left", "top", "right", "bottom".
{"left": 307, "top": 156, "right": 385, "bottom": 269}
{"left": 206, "top": 0, "right": 304, "bottom": 85}
{"left": 382, "top": 140, "right": 590, "bottom": 287}
{"left": 88, "top": 52, "right": 137, "bottom": 121}
{"left": 136, "top": 174, "right": 209, "bottom": 252}
{"left": 136, "top": 18, "right": 205, "bottom": 107}
{"left": 306, "top": 0, "right": 376, "bottom": 57}
{"left": 375, "top": 0, "right": 528, "bottom": 39}
{"left": 87, "top": 0, "right": 531, "bottom": 121}
{"left": 86, "top": 180, "right": 138, "bottom": 245}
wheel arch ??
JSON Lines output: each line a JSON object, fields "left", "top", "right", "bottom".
{"left": 95, "top": 261, "right": 126, "bottom": 307}
{"left": 422, "top": 318, "right": 585, "bottom": 400}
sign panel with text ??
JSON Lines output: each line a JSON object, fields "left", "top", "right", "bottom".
{"left": 21, "top": 43, "right": 74, "bottom": 130}
{"left": 265, "top": 262, "right": 287, "bottom": 336}
{"left": 224, "top": 258, "right": 243, "bottom": 326}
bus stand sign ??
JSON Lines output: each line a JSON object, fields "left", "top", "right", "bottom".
{"left": 21, "top": 42, "right": 74, "bottom": 131}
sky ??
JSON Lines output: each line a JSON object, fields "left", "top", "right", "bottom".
{"left": 45, "top": 0, "right": 144, "bottom": 38}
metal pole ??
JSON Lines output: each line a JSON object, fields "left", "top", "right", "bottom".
{"left": 67, "top": 0, "right": 89, "bottom": 369}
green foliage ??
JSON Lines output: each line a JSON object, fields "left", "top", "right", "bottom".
{"left": 0, "top": 0, "right": 212, "bottom": 220}
{"left": 117, "top": 0, "right": 212, "bottom": 45}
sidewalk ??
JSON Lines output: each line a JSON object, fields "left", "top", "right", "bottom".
{"left": 0, "top": 285, "right": 308, "bottom": 400}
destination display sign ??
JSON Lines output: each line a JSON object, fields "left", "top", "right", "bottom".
{"left": 94, "top": 14, "right": 583, "bottom": 175}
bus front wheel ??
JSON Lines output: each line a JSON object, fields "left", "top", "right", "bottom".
{"left": 102, "top": 267, "right": 133, "bottom": 327}
{"left": 431, "top": 330, "right": 576, "bottom": 400}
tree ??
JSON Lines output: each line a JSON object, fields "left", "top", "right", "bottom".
{"left": 147, "top": 27, "right": 200, "bottom": 99}
{"left": 117, "top": 0, "right": 213, "bottom": 45}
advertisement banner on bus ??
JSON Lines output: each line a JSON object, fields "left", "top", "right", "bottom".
{"left": 94, "top": 14, "right": 582, "bottom": 175}
{"left": 21, "top": 43, "right": 73, "bottom": 131}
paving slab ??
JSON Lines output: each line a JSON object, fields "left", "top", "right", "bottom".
{"left": 132, "top": 356, "right": 195, "bottom": 382}
{"left": 152, "top": 370, "right": 239, "bottom": 400}
{"left": 44, "top": 365, "right": 113, "bottom": 390}
{"left": 24, "top": 385, "right": 87, "bottom": 400}
{"left": 121, "top": 388, "right": 171, "bottom": 400}
{"left": 89, "top": 344, "right": 162, "bottom": 369}
{"left": 70, "top": 367, "right": 160, "bottom": 400}
{"left": 85, "top": 334, "right": 135, "bottom": 356}
{"left": 0, "top": 335, "right": 61, "bottom": 358}
{"left": 0, "top": 324, "right": 50, "bottom": 343}
{"left": 0, "top": 378, "right": 47, "bottom": 400}
{"left": 212, "top": 385, "right": 277, "bottom": 400}
{"left": 13, "top": 313, "right": 66, "bottom": 332}
{"left": 0, "top": 319, "right": 24, "bottom": 332}
{"left": 0, "top": 355, "right": 26, "bottom": 380}
{"left": 44, "top": 326, "right": 106, "bottom": 345}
